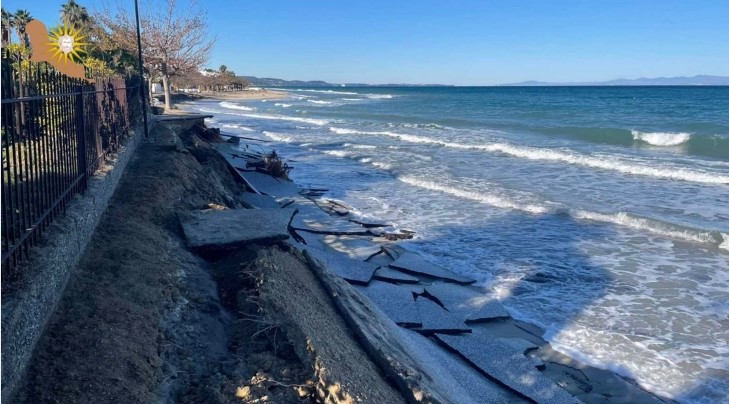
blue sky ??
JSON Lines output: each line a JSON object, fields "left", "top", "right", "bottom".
{"left": 4, "top": 0, "right": 728, "bottom": 85}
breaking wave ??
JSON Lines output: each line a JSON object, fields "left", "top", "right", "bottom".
{"left": 328, "top": 127, "right": 729, "bottom": 184}
{"left": 398, "top": 176, "right": 549, "bottom": 214}
{"left": 292, "top": 89, "right": 358, "bottom": 95}
{"left": 632, "top": 130, "right": 692, "bottom": 146}
{"left": 219, "top": 101, "right": 255, "bottom": 111}
{"left": 237, "top": 112, "right": 329, "bottom": 126}
{"left": 571, "top": 210, "right": 726, "bottom": 248}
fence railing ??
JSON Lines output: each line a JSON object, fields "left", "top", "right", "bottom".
{"left": 1, "top": 54, "right": 143, "bottom": 280}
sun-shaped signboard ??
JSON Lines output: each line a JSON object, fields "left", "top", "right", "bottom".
{"left": 47, "top": 24, "right": 88, "bottom": 63}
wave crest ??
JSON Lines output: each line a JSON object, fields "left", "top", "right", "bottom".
{"left": 329, "top": 127, "right": 728, "bottom": 184}
{"left": 219, "top": 101, "right": 255, "bottom": 111}
{"left": 632, "top": 130, "right": 691, "bottom": 146}
{"left": 398, "top": 176, "right": 549, "bottom": 214}
{"left": 572, "top": 210, "right": 726, "bottom": 247}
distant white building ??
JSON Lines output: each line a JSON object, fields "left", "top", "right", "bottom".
{"left": 151, "top": 83, "right": 163, "bottom": 93}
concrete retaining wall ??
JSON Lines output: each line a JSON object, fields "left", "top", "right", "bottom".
{"left": 1, "top": 123, "right": 149, "bottom": 402}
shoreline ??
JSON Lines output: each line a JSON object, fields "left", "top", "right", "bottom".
{"left": 198, "top": 89, "right": 288, "bottom": 101}
{"left": 203, "top": 106, "right": 671, "bottom": 402}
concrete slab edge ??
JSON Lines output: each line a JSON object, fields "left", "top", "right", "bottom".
{"left": 304, "top": 250, "right": 451, "bottom": 404}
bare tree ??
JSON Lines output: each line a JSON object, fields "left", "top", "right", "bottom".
{"left": 96, "top": 0, "right": 214, "bottom": 110}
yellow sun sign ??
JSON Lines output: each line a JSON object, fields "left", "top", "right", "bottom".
{"left": 47, "top": 24, "right": 88, "bottom": 64}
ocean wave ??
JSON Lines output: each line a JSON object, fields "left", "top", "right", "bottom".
{"left": 307, "top": 99, "right": 332, "bottom": 105}
{"left": 219, "top": 101, "right": 255, "bottom": 111}
{"left": 571, "top": 210, "right": 725, "bottom": 247}
{"left": 220, "top": 123, "right": 255, "bottom": 132}
{"left": 262, "top": 131, "right": 292, "bottom": 142}
{"left": 322, "top": 150, "right": 353, "bottom": 158}
{"left": 398, "top": 176, "right": 549, "bottom": 214}
{"left": 274, "top": 103, "right": 292, "bottom": 108}
{"left": 366, "top": 94, "right": 394, "bottom": 99}
{"left": 341, "top": 98, "right": 365, "bottom": 101}
{"left": 480, "top": 142, "right": 729, "bottom": 184}
{"left": 372, "top": 161, "right": 393, "bottom": 170}
{"left": 343, "top": 143, "right": 377, "bottom": 149}
{"left": 331, "top": 128, "right": 729, "bottom": 184}
{"left": 292, "top": 89, "right": 358, "bottom": 95}
{"left": 401, "top": 123, "right": 450, "bottom": 130}
{"left": 545, "top": 127, "right": 729, "bottom": 160}
{"left": 632, "top": 130, "right": 692, "bottom": 146}
{"left": 330, "top": 127, "right": 401, "bottom": 137}
{"left": 237, "top": 112, "right": 329, "bottom": 126}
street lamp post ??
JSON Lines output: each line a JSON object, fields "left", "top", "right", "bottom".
{"left": 134, "top": 0, "right": 148, "bottom": 137}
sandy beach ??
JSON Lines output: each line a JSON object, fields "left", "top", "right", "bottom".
{"left": 198, "top": 89, "right": 288, "bottom": 101}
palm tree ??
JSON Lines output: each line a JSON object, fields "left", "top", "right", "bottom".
{"left": 1, "top": 8, "right": 13, "bottom": 45}
{"left": 12, "top": 9, "right": 32, "bottom": 47}
{"left": 60, "top": 0, "right": 90, "bottom": 29}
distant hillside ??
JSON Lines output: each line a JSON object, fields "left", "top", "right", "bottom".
{"left": 240, "top": 76, "right": 332, "bottom": 87}
{"left": 502, "top": 75, "right": 729, "bottom": 86}
{"left": 240, "top": 76, "right": 453, "bottom": 88}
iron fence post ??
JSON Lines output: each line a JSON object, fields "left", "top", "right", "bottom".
{"left": 76, "top": 85, "right": 87, "bottom": 192}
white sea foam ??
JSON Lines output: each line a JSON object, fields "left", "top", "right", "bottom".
{"left": 220, "top": 123, "right": 255, "bottom": 132}
{"left": 401, "top": 122, "right": 450, "bottom": 130}
{"left": 719, "top": 233, "right": 729, "bottom": 251}
{"left": 307, "top": 99, "right": 332, "bottom": 105}
{"left": 366, "top": 94, "right": 394, "bottom": 99}
{"left": 632, "top": 130, "right": 692, "bottom": 146}
{"left": 219, "top": 101, "right": 255, "bottom": 111}
{"left": 398, "top": 176, "right": 548, "bottom": 214}
{"left": 571, "top": 210, "right": 725, "bottom": 246}
{"left": 262, "top": 131, "right": 292, "bottom": 142}
{"left": 372, "top": 161, "right": 393, "bottom": 170}
{"left": 331, "top": 128, "right": 728, "bottom": 184}
{"left": 329, "top": 127, "right": 402, "bottom": 137}
{"left": 343, "top": 143, "right": 377, "bottom": 149}
{"left": 238, "top": 112, "right": 329, "bottom": 126}
{"left": 274, "top": 103, "right": 292, "bottom": 108}
{"left": 341, "top": 98, "right": 364, "bottom": 101}
{"left": 548, "top": 328, "right": 686, "bottom": 400}
{"left": 485, "top": 142, "right": 729, "bottom": 184}
{"left": 292, "top": 89, "right": 358, "bottom": 95}
{"left": 322, "top": 150, "right": 352, "bottom": 158}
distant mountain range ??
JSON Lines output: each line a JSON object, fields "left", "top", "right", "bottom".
{"left": 239, "top": 75, "right": 729, "bottom": 88}
{"left": 501, "top": 75, "right": 729, "bottom": 86}
{"left": 239, "top": 76, "right": 452, "bottom": 88}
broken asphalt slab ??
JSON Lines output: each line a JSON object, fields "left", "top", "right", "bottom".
{"left": 290, "top": 209, "right": 371, "bottom": 236}
{"left": 302, "top": 243, "right": 379, "bottom": 285}
{"left": 237, "top": 192, "right": 280, "bottom": 209}
{"left": 414, "top": 297, "right": 471, "bottom": 335}
{"left": 179, "top": 208, "right": 295, "bottom": 252}
{"left": 435, "top": 333, "right": 580, "bottom": 404}
{"left": 355, "top": 281, "right": 422, "bottom": 327}
{"left": 389, "top": 252, "right": 476, "bottom": 285}
{"left": 424, "top": 283, "right": 510, "bottom": 323}
{"left": 238, "top": 171, "right": 300, "bottom": 197}
{"left": 321, "top": 235, "right": 382, "bottom": 260}
{"left": 373, "top": 267, "right": 420, "bottom": 284}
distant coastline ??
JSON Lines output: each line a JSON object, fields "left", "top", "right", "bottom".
{"left": 500, "top": 75, "right": 729, "bottom": 86}
{"left": 240, "top": 74, "right": 729, "bottom": 88}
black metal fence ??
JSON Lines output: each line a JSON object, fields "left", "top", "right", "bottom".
{"left": 1, "top": 54, "right": 143, "bottom": 280}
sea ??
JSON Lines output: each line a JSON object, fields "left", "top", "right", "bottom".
{"left": 185, "top": 86, "right": 729, "bottom": 403}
